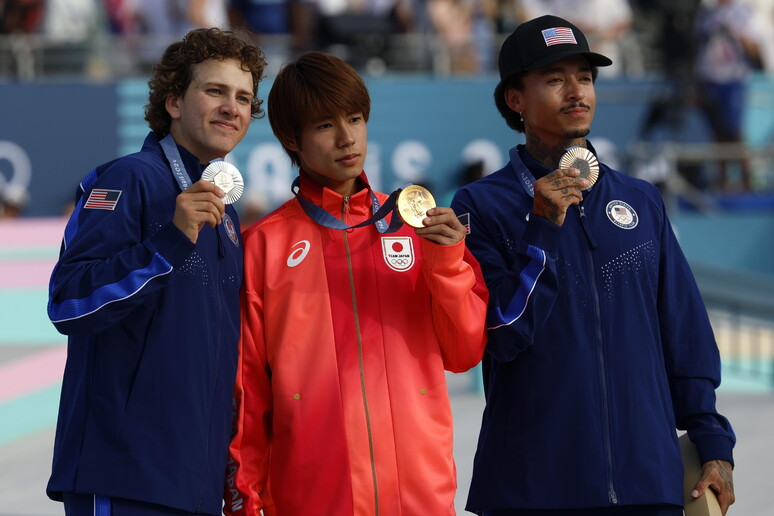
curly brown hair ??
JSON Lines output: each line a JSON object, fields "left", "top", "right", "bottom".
{"left": 145, "top": 28, "right": 266, "bottom": 136}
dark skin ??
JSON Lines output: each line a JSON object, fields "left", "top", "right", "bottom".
{"left": 695, "top": 459, "right": 735, "bottom": 515}
{"left": 505, "top": 56, "right": 736, "bottom": 514}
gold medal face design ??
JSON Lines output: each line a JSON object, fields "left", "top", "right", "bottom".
{"left": 202, "top": 160, "right": 244, "bottom": 204}
{"left": 397, "top": 185, "right": 436, "bottom": 228}
{"left": 559, "top": 146, "right": 599, "bottom": 189}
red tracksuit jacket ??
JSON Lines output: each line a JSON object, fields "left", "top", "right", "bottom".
{"left": 225, "top": 172, "right": 488, "bottom": 516}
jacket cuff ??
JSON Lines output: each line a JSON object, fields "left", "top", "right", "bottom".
{"left": 693, "top": 434, "right": 735, "bottom": 468}
{"left": 521, "top": 215, "right": 562, "bottom": 256}
{"left": 420, "top": 237, "right": 465, "bottom": 271}
{"left": 150, "top": 222, "right": 196, "bottom": 268}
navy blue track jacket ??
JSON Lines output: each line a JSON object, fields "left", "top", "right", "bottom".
{"left": 452, "top": 144, "right": 735, "bottom": 512}
{"left": 46, "top": 132, "right": 243, "bottom": 515}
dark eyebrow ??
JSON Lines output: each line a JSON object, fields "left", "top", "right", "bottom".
{"left": 538, "top": 66, "right": 565, "bottom": 76}
{"left": 538, "top": 63, "right": 592, "bottom": 76}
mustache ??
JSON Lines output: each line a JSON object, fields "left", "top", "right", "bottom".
{"left": 560, "top": 103, "right": 592, "bottom": 112}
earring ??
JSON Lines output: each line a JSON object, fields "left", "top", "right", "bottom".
{"left": 519, "top": 112, "right": 524, "bottom": 122}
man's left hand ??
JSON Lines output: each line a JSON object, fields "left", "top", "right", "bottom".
{"left": 692, "top": 459, "right": 735, "bottom": 515}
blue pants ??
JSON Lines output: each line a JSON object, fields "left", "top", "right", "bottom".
{"left": 62, "top": 493, "right": 205, "bottom": 516}
{"left": 481, "top": 507, "right": 683, "bottom": 516}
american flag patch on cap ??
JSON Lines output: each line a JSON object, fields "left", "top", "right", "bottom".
{"left": 542, "top": 27, "right": 577, "bottom": 46}
{"left": 84, "top": 189, "right": 122, "bottom": 210}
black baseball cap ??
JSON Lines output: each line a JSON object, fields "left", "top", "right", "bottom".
{"left": 498, "top": 15, "right": 612, "bottom": 79}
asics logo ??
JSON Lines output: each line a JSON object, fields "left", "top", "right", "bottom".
{"left": 287, "top": 240, "right": 311, "bottom": 267}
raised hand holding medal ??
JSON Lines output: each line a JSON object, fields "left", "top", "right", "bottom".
{"left": 398, "top": 184, "right": 467, "bottom": 246}
{"left": 202, "top": 160, "right": 244, "bottom": 204}
{"left": 559, "top": 146, "right": 598, "bottom": 189}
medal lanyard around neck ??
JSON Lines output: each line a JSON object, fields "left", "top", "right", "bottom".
{"left": 510, "top": 147, "right": 536, "bottom": 198}
{"left": 291, "top": 176, "right": 403, "bottom": 234}
{"left": 160, "top": 134, "right": 194, "bottom": 191}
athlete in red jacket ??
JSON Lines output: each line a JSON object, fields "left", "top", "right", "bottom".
{"left": 224, "top": 51, "right": 489, "bottom": 516}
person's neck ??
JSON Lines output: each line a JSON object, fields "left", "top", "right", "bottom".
{"left": 304, "top": 170, "right": 362, "bottom": 198}
{"left": 524, "top": 135, "right": 587, "bottom": 170}
{"left": 166, "top": 129, "right": 217, "bottom": 165}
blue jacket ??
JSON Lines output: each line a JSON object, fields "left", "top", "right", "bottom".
{"left": 452, "top": 144, "right": 735, "bottom": 512}
{"left": 46, "top": 132, "right": 243, "bottom": 515}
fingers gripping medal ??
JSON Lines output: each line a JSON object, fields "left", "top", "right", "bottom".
{"left": 559, "top": 146, "right": 599, "bottom": 189}
{"left": 202, "top": 160, "right": 244, "bottom": 204}
{"left": 397, "top": 185, "right": 437, "bottom": 228}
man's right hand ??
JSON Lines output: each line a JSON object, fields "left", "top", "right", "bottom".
{"left": 173, "top": 179, "right": 226, "bottom": 243}
{"left": 533, "top": 167, "right": 589, "bottom": 226}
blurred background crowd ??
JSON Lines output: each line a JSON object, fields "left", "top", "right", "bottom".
{"left": 2, "top": 0, "right": 774, "bottom": 218}
{"left": 2, "top": 0, "right": 773, "bottom": 81}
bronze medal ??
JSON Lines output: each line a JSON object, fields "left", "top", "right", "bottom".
{"left": 559, "top": 146, "right": 599, "bottom": 189}
{"left": 397, "top": 185, "right": 436, "bottom": 228}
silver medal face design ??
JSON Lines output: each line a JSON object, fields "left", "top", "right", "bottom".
{"left": 202, "top": 160, "right": 244, "bottom": 204}
{"left": 559, "top": 146, "right": 599, "bottom": 189}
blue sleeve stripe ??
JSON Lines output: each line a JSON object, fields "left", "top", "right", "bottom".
{"left": 488, "top": 244, "right": 546, "bottom": 330}
{"left": 48, "top": 253, "right": 173, "bottom": 323}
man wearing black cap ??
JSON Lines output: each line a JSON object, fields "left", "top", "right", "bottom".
{"left": 452, "top": 15, "right": 736, "bottom": 516}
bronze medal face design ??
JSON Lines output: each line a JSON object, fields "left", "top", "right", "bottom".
{"left": 559, "top": 146, "right": 599, "bottom": 189}
{"left": 397, "top": 185, "right": 436, "bottom": 228}
{"left": 202, "top": 161, "right": 244, "bottom": 204}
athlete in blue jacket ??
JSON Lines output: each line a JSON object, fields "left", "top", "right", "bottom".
{"left": 452, "top": 16, "right": 736, "bottom": 516}
{"left": 46, "top": 28, "right": 266, "bottom": 516}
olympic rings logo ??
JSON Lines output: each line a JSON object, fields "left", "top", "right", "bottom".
{"left": 391, "top": 258, "right": 410, "bottom": 266}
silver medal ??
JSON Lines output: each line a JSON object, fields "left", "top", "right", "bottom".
{"left": 202, "top": 160, "right": 244, "bottom": 204}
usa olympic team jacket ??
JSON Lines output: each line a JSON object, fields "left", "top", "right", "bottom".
{"left": 224, "top": 172, "right": 489, "bottom": 516}
{"left": 451, "top": 144, "right": 735, "bottom": 512}
{"left": 46, "top": 132, "right": 243, "bottom": 515}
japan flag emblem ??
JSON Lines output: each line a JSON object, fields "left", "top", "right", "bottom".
{"left": 381, "top": 236, "right": 415, "bottom": 272}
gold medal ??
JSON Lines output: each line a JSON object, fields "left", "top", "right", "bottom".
{"left": 397, "top": 185, "right": 436, "bottom": 228}
{"left": 559, "top": 146, "right": 599, "bottom": 189}
{"left": 202, "top": 160, "right": 244, "bottom": 204}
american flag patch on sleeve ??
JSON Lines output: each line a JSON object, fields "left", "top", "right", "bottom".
{"left": 542, "top": 27, "right": 577, "bottom": 46}
{"left": 458, "top": 212, "right": 471, "bottom": 234}
{"left": 84, "top": 189, "right": 122, "bottom": 210}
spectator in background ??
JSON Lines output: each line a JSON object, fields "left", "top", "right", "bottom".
{"left": 0, "top": 183, "right": 29, "bottom": 218}
{"left": 131, "top": 0, "right": 230, "bottom": 70}
{"left": 428, "top": 0, "right": 497, "bottom": 74}
{"left": 189, "top": 0, "right": 230, "bottom": 28}
{"left": 314, "top": 0, "right": 416, "bottom": 71}
{"left": 228, "top": 0, "right": 289, "bottom": 36}
{"left": 227, "top": 0, "right": 310, "bottom": 74}
{"left": 694, "top": 0, "right": 761, "bottom": 192}
{"left": 516, "top": 0, "right": 638, "bottom": 77}
{"left": 0, "top": 0, "right": 45, "bottom": 34}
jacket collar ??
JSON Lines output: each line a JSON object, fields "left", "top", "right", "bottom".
{"left": 145, "top": 131, "right": 206, "bottom": 183}
{"left": 298, "top": 170, "right": 375, "bottom": 220}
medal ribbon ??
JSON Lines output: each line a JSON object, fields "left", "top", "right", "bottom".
{"left": 510, "top": 147, "right": 536, "bottom": 198}
{"left": 160, "top": 134, "right": 227, "bottom": 193}
{"left": 160, "top": 134, "right": 194, "bottom": 191}
{"left": 291, "top": 176, "right": 404, "bottom": 234}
